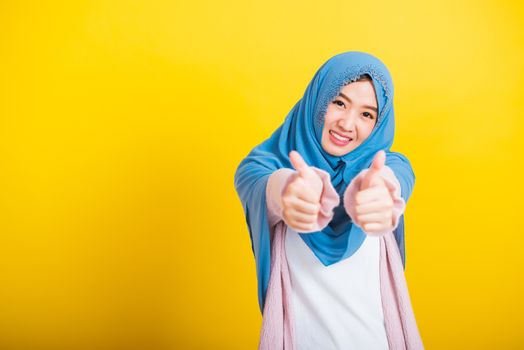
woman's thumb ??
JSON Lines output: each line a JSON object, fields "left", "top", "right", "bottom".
{"left": 370, "top": 150, "right": 386, "bottom": 172}
{"left": 290, "top": 150, "right": 320, "bottom": 182}
{"left": 361, "top": 150, "right": 386, "bottom": 189}
{"left": 289, "top": 150, "right": 323, "bottom": 200}
{"left": 289, "top": 150, "right": 309, "bottom": 175}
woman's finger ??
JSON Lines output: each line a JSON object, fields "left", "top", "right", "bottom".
{"left": 295, "top": 183, "right": 319, "bottom": 203}
{"left": 361, "top": 150, "right": 386, "bottom": 190}
{"left": 355, "top": 186, "right": 388, "bottom": 205}
{"left": 282, "top": 194, "right": 320, "bottom": 214}
{"left": 285, "top": 209, "right": 317, "bottom": 224}
{"left": 357, "top": 212, "right": 390, "bottom": 225}
{"left": 362, "top": 222, "right": 386, "bottom": 233}
{"left": 287, "top": 177, "right": 318, "bottom": 203}
{"left": 289, "top": 197, "right": 320, "bottom": 215}
{"left": 290, "top": 222, "right": 315, "bottom": 232}
{"left": 355, "top": 200, "right": 392, "bottom": 215}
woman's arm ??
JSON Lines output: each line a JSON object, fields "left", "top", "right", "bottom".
{"left": 265, "top": 168, "right": 295, "bottom": 229}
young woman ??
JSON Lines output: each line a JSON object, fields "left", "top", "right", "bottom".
{"left": 234, "top": 51, "right": 424, "bottom": 349}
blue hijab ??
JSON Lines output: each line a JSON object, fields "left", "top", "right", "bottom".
{"left": 234, "top": 51, "right": 415, "bottom": 314}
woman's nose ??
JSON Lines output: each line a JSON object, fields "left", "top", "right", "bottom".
{"left": 337, "top": 111, "right": 357, "bottom": 131}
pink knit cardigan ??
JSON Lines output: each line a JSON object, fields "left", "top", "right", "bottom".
{"left": 259, "top": 166, "right": 424, "bottom": 350}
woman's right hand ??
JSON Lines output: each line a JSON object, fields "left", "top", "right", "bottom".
{"left": 281, "top": 151, "right": 324, "bottom": 232}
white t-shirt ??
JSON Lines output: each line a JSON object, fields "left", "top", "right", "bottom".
{"left": 285, "top": 225, "right": 389, "bottom": 350}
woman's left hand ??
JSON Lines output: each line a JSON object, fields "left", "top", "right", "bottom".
{"left": 352, "top": 151, "right": 395, "bottom": 235}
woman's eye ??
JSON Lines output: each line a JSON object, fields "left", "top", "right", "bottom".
{"left": 363, "top": 112, "right": 375, "bottom": 119}
{"left": 332, "top": 100, "right": 345, "bottom": 107}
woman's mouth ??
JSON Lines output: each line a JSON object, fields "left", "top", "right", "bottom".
{"left": 329, "top": 130, "right": 352, "bottom": 146}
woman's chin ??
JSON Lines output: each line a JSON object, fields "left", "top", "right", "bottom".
{"left": 325, "top": 146, "right": 348, "bottom": 156}
{"left": 323, "top": 143, "right": 360, "bottom": 156}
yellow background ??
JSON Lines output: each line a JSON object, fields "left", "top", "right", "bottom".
{"left": 1, "top": 0, "right": 523, "bottom": 349}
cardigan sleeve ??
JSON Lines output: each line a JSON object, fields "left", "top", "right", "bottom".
{"left": 265, "top": 167, "right": 340, "bottom": 232}
{"left": 343, "top": 165, "right": 406, "bottom": 237}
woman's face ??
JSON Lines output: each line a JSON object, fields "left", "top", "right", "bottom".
{"left": 321, "top": 80, "right": 378, "bottom": 156}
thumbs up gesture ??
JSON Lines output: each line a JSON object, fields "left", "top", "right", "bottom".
{"left": 361, "top": 150, "right": 387, "bottom": 189}
{"left": 281, "top": 150, "right": 324, "bottom": 232}
{"left": 351, "top": 150, "right": 395, "bottom": 234}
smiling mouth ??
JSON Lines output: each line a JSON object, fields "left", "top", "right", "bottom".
{"left": 329, "top": 130, "right": 353, "bottom": 143}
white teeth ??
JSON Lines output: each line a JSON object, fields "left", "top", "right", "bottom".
{"left": 330, "top": 130, "right": 351, "bottom": 141}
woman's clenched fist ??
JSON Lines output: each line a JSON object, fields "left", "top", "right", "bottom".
{"left": 351, "top": 150, "right": 395, "bottom": 235}
{"left": 281, "top": 151, "right": 324, "bottom": 232}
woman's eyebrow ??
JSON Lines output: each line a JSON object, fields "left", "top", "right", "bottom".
{"left": 338, "top": 92, "right": 377, "bottom": 112}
